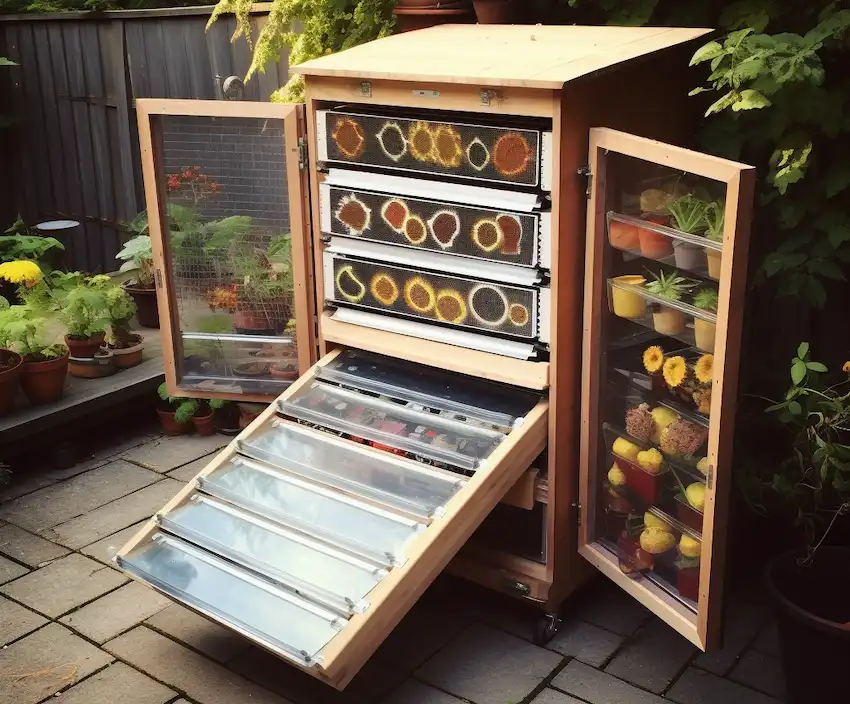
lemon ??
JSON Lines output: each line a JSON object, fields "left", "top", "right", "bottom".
{"left": 639, "top": 527, "right": 676, "bottom": 554}
{"left": 607, "top": 464, "right": 627, "bottom": 487}
{"left": 612, "top": 437, "right": 640, "bottom": 462}
{"left": 679, "top": 534, "right": 702, "bottom": 558}
{"left": 685, "top": 482, "right": 706, "bottom": 511}
{"left": 697, "top": 457, "right": 710, "bottom": 476}
{"left": 637, "top": 448, "right": 664, "bottom": 474}
{"left": 650, "top": 406, "right": 678, "bottom": 444}
{"left": 644, "top": 511, "right": 672, "bottom": 532}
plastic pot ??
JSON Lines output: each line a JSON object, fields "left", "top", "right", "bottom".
{"left": 238, "top": 402, "right": 267, "bottom": 429}
{"left": 124, "top": 285, "right": 159, "bottom": 329}
{"left": 637, "top": 215, "right": 673, "bottom": 259}
{"left": 473, "top": 0, "right": 517, "bottom": 23}
{"left": 608, "top": 220, "right": 640, "bottom": 251}
{"left": 21, "top": 351, "right": 69, "bottom": 405}
{"left": 766, "top": 547, "right": 850, "bottom": 704}
{"left": 694, "top": 318, "right": 716, "bottom": 353}
{"left": 0, "top": 349, "right": 24, "bottom": 416}
{"left": 157, "top": 407, "right": 190, "bottom": 435}
{"left": 68, "top": 350, "right": 115, "bottom": 379}
{"left": 614, "top": 454, "right": 666, "bottom": 504}
{"left": 65, "top": 332, "right": 105, "bottom": 359}
{"left": 705, "top": 249, "right": 722, "bottom": 279}
{"left": 192, "top": 410, "right": 215, "bottom": 436}
{"left": 673, "top": 241, "right": 705, "bottom": 270}
{"left": 652, "top": 306, "right": 686, "bottom": 335}
{"left": 610, "top": 275, "right": 647, "bottom": 318}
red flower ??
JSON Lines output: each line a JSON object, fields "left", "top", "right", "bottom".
{"left": 210, "top": 183, "right": 220, "bottom": 193}
{"left": 166, "top": 175, "right": 181, "bottom": 191}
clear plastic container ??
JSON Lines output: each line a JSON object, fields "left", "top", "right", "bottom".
{"left": 604, "top": 423, "right": 669, "bottom": 505}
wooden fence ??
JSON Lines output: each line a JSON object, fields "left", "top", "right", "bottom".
{"left": 0, "top": 4, "right": 287, "bottom": 272}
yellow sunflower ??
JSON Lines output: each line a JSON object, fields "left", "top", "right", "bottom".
{"left": 662, "top": 355, "right": 687, "bottom": 388}
{"left": 643, "top": 345, "right": 664, "bottom": 373}
{"left": 0, "top": 260, "right": 42, "bottom": 284}
{"left": 694, "top": 354, "right": 714, "bottom": 384}
{"left": 844, "top": 361, "right": 850, "bottom": 374}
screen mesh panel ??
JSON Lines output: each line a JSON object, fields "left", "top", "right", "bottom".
{"left": 324, "top": 185, "right": 540, "bottom": 267}
{"left": 329, "top": 256, "right": 537, "bottom": 339}
{"left": 320, "top": 110, "right": 542, "bottom": 187}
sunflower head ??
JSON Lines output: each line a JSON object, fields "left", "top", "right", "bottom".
{"left": 844, "top": 361, "right": 850, "bottom": 374}
{"left": 0, "top": 260, "right": 42, "bottom": 285}
{"left": 662, "top": 355, "right": 687, "bottom": 388}
{"left": 694, "top": 354, "right": 714, "bottom": 384}
{"left": 643, "top": 345, "right": 664, "bottom": 374}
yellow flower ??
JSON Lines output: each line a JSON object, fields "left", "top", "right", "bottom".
{"left": 0, "top": 260, "right": 42, "bottom": 284}
{"left": 643, "top": 345, "right": 664, "bottom": 373}
{"left": 844, "top": 361, "right": 850, "bottom": 374}
{"left": 695, "top": 354, "right": 714, "bottom": 383}
{"left": 663, "top": 355, "right": 687, "bottom": 387}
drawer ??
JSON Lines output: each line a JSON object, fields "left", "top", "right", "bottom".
{"left": 316, "top": 109, "right": 553, "bottom": 189}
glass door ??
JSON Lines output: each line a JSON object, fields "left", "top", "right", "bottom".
{"left": 579, "top": 128, "right": 755, "bottom": 649}
{"left": 137, "top": 99, "right": 315, "bottom": 402}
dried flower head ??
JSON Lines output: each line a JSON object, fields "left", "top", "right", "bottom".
{"left": 625, "top": 403, "right": 655, "bottom": 443}
{"left": 643, "top": 345, "right": 664, "bottom": 374}
{"left": 695, "top": 354, "right": 714, "bottom": 384}
{"left": 663, "top": 355, "right": 687, "bottom": 387}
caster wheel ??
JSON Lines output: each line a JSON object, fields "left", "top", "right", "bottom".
{"left": 532, "top": 613, "right": 561, "bottom": 645}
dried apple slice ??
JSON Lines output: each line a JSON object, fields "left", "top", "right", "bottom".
{"left": 335, "top": 265, "right": 366, "bottom": 303}
{"left": 496, "top": 214, "right": 523, "bottom": 255}
{"left": 465, "top": 137, "right": 490, "bottom": 172}
{"left": 493, "top": 132, "right": 532, "bottom": 177}
{"left": 472, "top": 219, "right": 504, "bottom": 253}
{"left": 432, "top": 125, "right": 463, "bottom": 168}
{"left": 469, "top": 284, "right": 509, "bottom": 326}
{"left": 403, "top": 215, "right": 428, "bottom": 245}
{"left": 381, "top": 198, "right": 409, "bottom": 233}
{"left": 331, "top": 117, "right": 366, "bottom": 159}
{"left": 508, "top": 303, "right": 530, "bottom": 327}
{"left": 428, "top": 210, "right": 461, "bottom": 250}
{"left": 435, "top": 289, "right": 468, "bottom": 324}
{"left": 377, "top": 121, "right": 407, "bottom": 162}
{"left": 334, "top": 193, "right": 371, "bottom": 235}
{"left": 408, "top": 121, "right": 435, "bottom": 163}
{"left": 370, "top": 273, "right": 399, "bottom": 306}
{"left": 403, "top": 276, "right": 436, "bottom": 314}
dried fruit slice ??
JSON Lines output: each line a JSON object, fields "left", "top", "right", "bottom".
{"left": 472, "top": 219, "right": 504, "bottom": 253}
{"left": 427, "top": 210, "right": 461, "bottom": 249}
{"left": 435, "top": 289, "right": 467, "bottom": 324}
{"left": 493, "top": 132, "right": 532, "bottom": 177}
{"left": 508, "top": 303, "right": 529, "bottom": 327}
{"left": 335, "top": 265, "right": 366, "bottom": 303}
{"left": 376, "top": 121, "right": 407, "bottom": 162}
{"left": 334, "top": 193, "right": 371, "bottom": 235}
{"left": 403, "top": 276, "right": 436, "bottom": 314}
{"left": 381, "top": 198, "right": 409, "bottom": 233}
{"left": 432, "top": 125, "right": 463, "bottom": 168}
{"left": 408, "top": 121, "right": 435, "bottom": 163}
{"left": 370, "top": 273, "right": 399, "bottom": 306}
{"left": 469, "top": 284, "right": 509, "bottom": 326}
{"left": 403, "top": 215, "right": 428, "bottom": 245}
{"left": 332, "top": 117, "right": 366, "bottom": 159}
{"left": 496, "top": 214, "right": 523, "bottom": 255}
{"left": 466, "top": 137, "right": 490, "bottom": 172}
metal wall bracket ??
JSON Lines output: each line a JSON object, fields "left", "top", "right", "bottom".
{"left": 480, "top": 89, "right": 498, "bottom": 106}
{"left": 359, "top": 81, "right": 372, "bottom": 97}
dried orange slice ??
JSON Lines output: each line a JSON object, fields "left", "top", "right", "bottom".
{"left": 408, "top": 121, "right": 435, "bottom": 163}
{"left": 370, "top": 273, "right": 399, "bottom": 306}
{"left": 508, "top": 303, "right": 529, "bottom": 327}
{"left": 493, "top": 132, "right": 531, "bottom": 177}
{"left": 335, "top": 265, "right": 366, "bottom": 303}
{"left": 435, "top": 289, "right": 467, "bottom": 324}
{"left": 376, "top": 121, "right": 407, "bottom": 162}
{"left": 427, "top": 210, "right": 461, "bottom": 249}
{"left": 432, "top": 125, "right": 463, "bottom": 168}
{"left": 403, "top": 276, "right": 436, "bottom": 314}
{"left": 472, "top": 219, "right": 504, "bottom": 253}
{"left": 381, "top": 198, "right": 409, "bottom": 233}
{"left": 332, "top": 117, "right": 366, "bottom": 159}
{"left": 469, "top": 284, "right": 509, "bottom": 326}
{"left": 334, "top": 193, "right": 371, "bottom": 235}
{"left": 466, "top": 137, "right": 490, "bottom": 172}
{"left": 403, "top": 215, "right": 428, "bottom": 245}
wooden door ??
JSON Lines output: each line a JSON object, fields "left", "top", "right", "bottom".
{"left": 137, "top": 99, "right": 316, "bottom": 402}
{"left": 578, "top": 128, "right": 755, "bottom": 649}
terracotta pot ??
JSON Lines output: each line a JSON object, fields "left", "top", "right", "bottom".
{"left": 109, "top": 334, "right": 145, "bottom": 369}
{"left": 393, "top": 7, "right": 475, "bottom": 32}
{"left": 157, "top": 407, "right": 190, "bottom": 435}
{"left": 396, "top": 0, "right": 469, "bottom": 6}
{"left": 192, "top": 410, "right": 215, "bottom": 436}
{"left": 270, "top": 363, "right": 299, "bottom": 381}
{"left": 0, "top": 349, "right": 24, "bottom": 416}
{"left": 232, "top": 311, "right": 275, "bottom": 336}
{"left": 473, "top": 0, "right": 517, "bottom": 23}
{"left": 69, "top": 350, "right": 116, "bottom": 379}
{"left": 65, "top": 332, "right": 105, "bottom": 359}
{"left": 652, "top": 306, "right": 686, "bottom": 335}
{"left": 694, "top": 318, "right": 716, "bottom": 353}
{"left": 706, "top": 248, "right": 722, "bottom": 279}
{"left": 124, "top": 284, "right": 159, "bottom": 329}
{"left": 238, "top": 402, "right": 267, "bottom": 429}
{"left": 21, "top": 351, "right": 69, "bottom": 405}
{"left": 637, "top": 215, "right": 673, "bottom": 259}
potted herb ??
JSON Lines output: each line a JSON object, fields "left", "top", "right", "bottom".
{"left": 645, "top": 271, "right": 696, "bottom": 336}
{"left": 60, "top": 278, "right": 110, "bottom": 360}
{"left": 156, "top": 382, "right": 197, "bottom": 435}
{"left": 191, "top": 398, "right": 226, "bottom": 436}
{"left": 104, "top": 283, "right": 144, "bottom": 369}
{"left": 666, "top": 194, "right": 709, "bottom": 270}
{"left": 116, "top": 218, "right": 159, "bottom": 328}
{"left": 692, "top": 288, "right": 718, "bottom": 353}
{"left": 703, "top": 200, "right": 725, "bottom": 279}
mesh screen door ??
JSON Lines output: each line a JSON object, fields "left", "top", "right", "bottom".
{"left": 137, "top": 100, "right": 315, "bottom": 402}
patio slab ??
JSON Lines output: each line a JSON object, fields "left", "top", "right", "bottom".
{"left": 50, "top": 661, "right": 176, "bottom": 704}
{"left": 0, "top": 595, "right": 48, "bottom": 646}
{"left": 0, "top": 522, "right": 70, "bottom": 567}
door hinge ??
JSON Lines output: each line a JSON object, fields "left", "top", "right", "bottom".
{"left": 572, "top": 501, "right": 582, "bottom": 526}
{"left": 707, "top": 464, "right": 714, "bottom": 490}
{"left": 155, "top": 268, "right": 163, "bottom": 289}
{"left": 577, "top": 166, "right": 592, "bottom": 199}
{"left": 298, "top": 135, "right": 308, "bottom": 171}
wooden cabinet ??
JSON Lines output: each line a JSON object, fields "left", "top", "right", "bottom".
{"left": 120, "top": 25, "right": 753, "bottom": 689}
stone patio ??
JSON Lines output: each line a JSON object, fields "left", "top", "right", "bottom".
{"left": 0, "top": 426, "right": 786, "bottom": 704}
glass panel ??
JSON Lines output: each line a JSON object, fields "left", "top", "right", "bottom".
{"left": 200, "top": 455, "right": 424, "bottom": 566}
{"left": 156, "top": 114, "right": 299, "bottom": 392}
{"left": 161, "top": 494, "right": 386, "bottom": 615}
{"left": 240, "top": 418, "right": 465, "bottom": 520}
{"left": 118, "top": 533, "right": 342, "bottom": 665}
{"left": 279, "top": 380, "right": 505, "bottom": 472}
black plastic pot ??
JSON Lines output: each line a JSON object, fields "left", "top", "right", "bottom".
{"left": 124, "top": 284, "right": 159, "bottom": 329}
{"left": 766, "top": 547, "right": 850, "bottom": 704}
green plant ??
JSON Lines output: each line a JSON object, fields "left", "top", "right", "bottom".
{"left": 157, "top": 382, "right": 200, "bottom": 424}
{"left": 645, "top": 270, "right": 696, "bottom": 301}
{"left": 0, "top": 305, "right": 67, "bottom": 362}
{"left": 1, "top": 216, "right": 64, "bottom": 266}
{"left": 208, "top": 0, "right": 396, "bottom": 102}
{"left": 703, "top": 200, "right": 726, "bottom": 242}
{"left": 666, "top": 194, "right": 710, "bottom": 234}
{"left": 693, "top": 288, "right": 719, "bottom": 312}
{"left": 116, "top": 232, "right": 155, "bottom": 288}
{"left": 59, "top": 278, "right": 111, "bottom": 339}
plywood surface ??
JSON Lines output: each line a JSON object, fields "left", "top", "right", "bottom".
{"left": 292, "top": 25, "right": 712, "bottom": 89}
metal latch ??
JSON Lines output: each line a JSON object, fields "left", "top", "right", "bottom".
{"left": 577, "top": 166, "right": 593, "bottom": 198}
{"left": 297, "top": 136, "right": 308, "bottom": 171}
{"left": 501, "top": 578, "right": 531, "bottom": 596}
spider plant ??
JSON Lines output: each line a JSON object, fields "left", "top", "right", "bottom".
{"left": 645, "top": 270, "right": 697, "bottom": 302}
{"left": 666, "top": 194, "right": 710, "bottom": 235}
{"left": 703, "top": 200, "right": 725, "bottom": 242}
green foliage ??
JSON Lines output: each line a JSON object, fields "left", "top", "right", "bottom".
{"left": 1, "top": 216, "right": 64, "bottom": 267}
{"left": 645, "top": 270, "right": 696, "bottom": 301}
{"left": 208, "top": 0, "right": 396, "bottom": 102}
{"left": 666, "top": 194, "right": 710, "bottom": 234}
{"left": 703, "top": 200, "right": 726, "bottom": 241}
{"left": 60, "top": 282, "right": 110, "bottom": 339}
{"left": 693, "top": 288, "right": 719, "bottom": 312}
{"left": 156, "top": 382, "right": 199, "bottom": 424}
{"left": 0, "top": 305, "right": 67, "bottom": 361}
{"left": 116, "top": 230, "right": 155, "bottom": 288}
{"left": 0, "top": 0, "right": 199, "bottom": 12}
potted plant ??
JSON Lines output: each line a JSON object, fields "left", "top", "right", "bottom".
{"left": 231, "top": 243, "right": 292, "bottom": 335}
{"left": 751, "top": 345, "right": 850, "bottom": 704}
{"left": 116, "top": 218, "right": 159, "bottom": 328}
{"left": 60, "top": 278, "right": 110, "bottom": 360}
{"left": 0, "top": 342, "right": 23, "bottom": 416}
{"left": 645, "top": 270, "right": 696, "bottom": 336}
{"left": 156, "top": 382, "right": 197, "bottom": 435}
{"left": 666, "top": 194, "right": 709, "bottom": 270}
{"left": 191, "top": 398, "right": 226, "bottom": 436}
{"left": 703, "top": 200, "right": 725, "bottom": 279}
{"left": 610, "top": 275, "right": 647, "bottom": 319}
{"left": 692, "top": 288, "right": 718, "bottom": 353}
{"left": 103, "top": 282, "right": 144, "bottom": 369}
{"left": 637, "top": 188, "right": 676, "bottom": 260}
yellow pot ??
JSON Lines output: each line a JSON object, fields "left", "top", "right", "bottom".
{"left": 653, "top": 306, "right": 686, "bottom": 335}
{"left": 611, "top": 275, "right": 647, "bottom": 319}
{"left": 694, "top": 318, "right": 716, "bottom": 353}
{"left": 706, "top": 249, "right": 722, "bottom": 279}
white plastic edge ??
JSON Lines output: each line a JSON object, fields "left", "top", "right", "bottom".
{"left": 323, "top": 250, "right": 336, "bottom": 302}
{"left": 538, "top": 212, "right": 552, "bottom": 270}
{"left": 330, "top": 308, "right": 538, "bottom": 360}
{"left": 319, "top": 182, "right": 332, "bottom": 233}
{"left": 316, "top": 110, "right": 328, "bottom": 161}
{"left": 538, "top": 287, "right": 551, "bottom": 345}
{"left": 540, "top": 132, "right": 554, "bottom": 193}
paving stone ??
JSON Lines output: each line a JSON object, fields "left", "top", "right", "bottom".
{"left": 81, "top": 520, "right": 148, "bottom": 567}
{"left": 530, "top": 689, "right": 585, "bottom": 704}
{"left": 569, "top": 578, "right": 651, "bottom": 636}
{"left": 0, "top": 622, "right": 114, "bottom": 704}
{"left": 60, "top": 581, "right": 172, "bottom": 643}
{"left": 604, "top": 617, "right": 696, "bottom": 693}
{"left": 0, "top": 552, "right": 127, "bottom": 618}
{"left": 0, "top": 595, "right": 48, "bottom": 646}
{"left": 551, "top": 660, "right": 666, "bottom": 704}
{"left": 121, "top": 434, "right": 230, "bottom": 473}
{"left": 752, "top": 620, "right": 780, "bottom": 658}
{"left": 145, "top": 603, "right": 251, "bottom": 663}
{"left": 47, "top": 427, "right": 162, "bottom": 480}
{"left": 384, "top": 679, "right": 466, "bottom": 703}
{"left": 694, "top": 593, "right": 768, "bottom": 675}
{"left": 0, "top": 522, "right": 69, "bottom": 567}
{"left": 415, "top": 622, "right": 563, "bottom": 704}
{"left": 729, "top": 650, "right": 786, "bottom": 700}
{"left": 667, "top": 667, "right": 782, "bottom": 704}
{"left": 166, "top": 451, "right": 220, "bottom": 482}
{"left": 547, "top": 618, "right": 625, "bottom": 667}
{"left": 0, "top": 553, "right": 28, "bottom": 584}
{"left": 53, "top": 662, "right": 176, "bottom": 704}
{"left": 105, "top": 626, "right": 292, "bottom": 704}
{"left": 0, "top": 460, "right": 161, "bottom": 532}
{"left": 0, "top": 472, "right": 55, "bottom": 503}
{"left": 47, "top": 478, "right": 181, "bottom": 548}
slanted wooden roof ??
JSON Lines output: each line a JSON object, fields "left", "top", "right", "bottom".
{"left": 292, "top": 24, "right": 712, "bottom": 89}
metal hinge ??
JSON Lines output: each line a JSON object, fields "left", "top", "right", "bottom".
{"left": 297, "top": 136, "right": 308, "bottom": 171}
{"left": 572, "top": 501, "right": 582, "bottom": 526}
{"left": 577, "top": 166, "right": 592, "bottom": 199}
